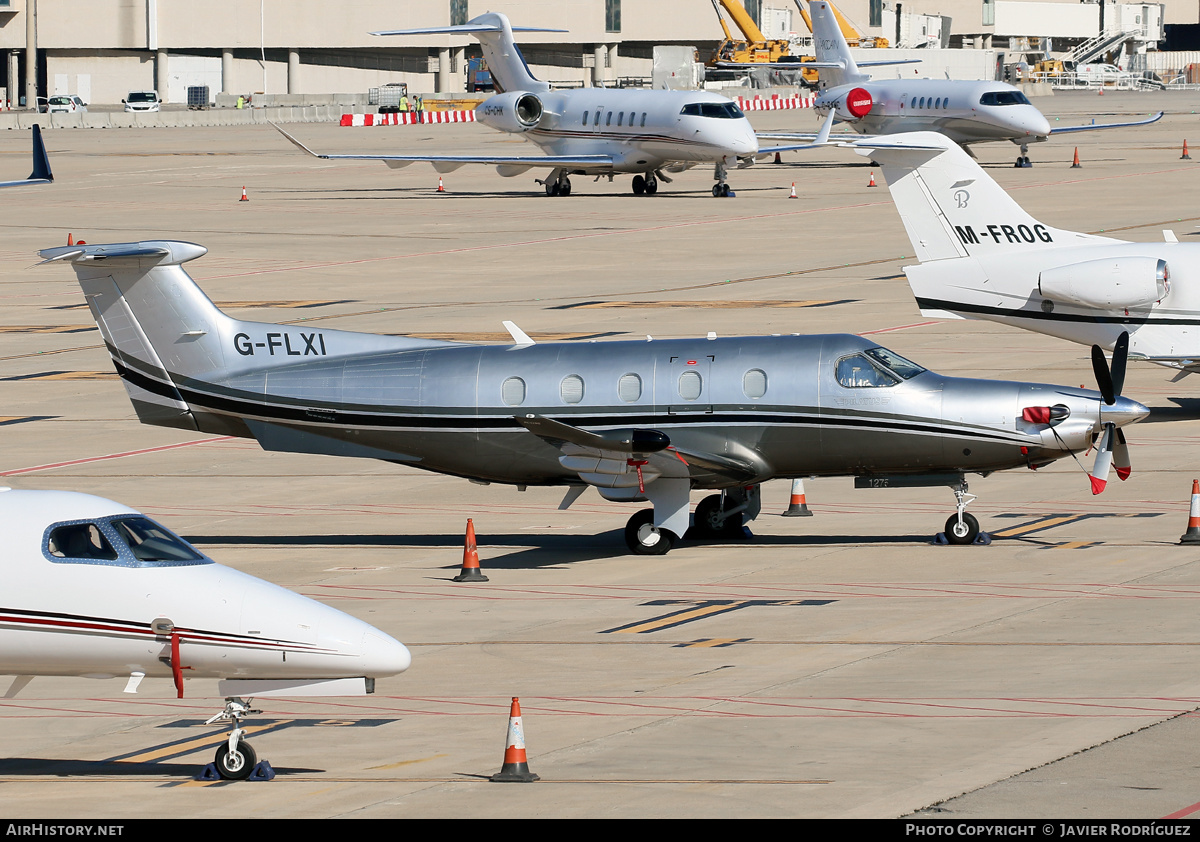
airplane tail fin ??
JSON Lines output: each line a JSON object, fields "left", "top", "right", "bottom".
{"left": 29, "top": 125, "right": 52, "bottom": 183}
{"left": 850, "top": 132, "right": 1111, "bottom": 262}
{"left": 809, "top": 1, "right": 867, "bottom": 88}
{"left": 39, "top": 241, "right": 437, "bottom": 434}
{"left": 372, "top": 12, "right": 558, "bottom": 94}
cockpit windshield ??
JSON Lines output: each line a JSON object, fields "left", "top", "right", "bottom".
{"left": 45, "top": 515, "right": 211, "bottom": 567}
{"left": 680, "top": 102, "right": 745, "bottom": 119}
{"left": 836, "top": 347, "right": 926, "bottom": 388}
{"left": 979, "top": 91, "right": 1031, "bottom": 107}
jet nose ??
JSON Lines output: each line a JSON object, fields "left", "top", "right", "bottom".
{"left": 1104, "top": 396, "right": 1150, "bottom": 427}
{"left": 1020, "top": 108, "right": 1051, "bottom": 137}
{"left": 360, "top": 630, "right": 411, "bottom": 677}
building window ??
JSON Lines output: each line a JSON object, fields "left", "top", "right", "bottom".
{"left": 605, "top": 0, "right": 621, "bottom": 33}
{"left": 869, "top": 0, "right": 882, "bottom": 28}
{"left": 982, "top": 0, "right": 995, "bottom": 27}
{"left": 451, "top": 0, "right": 469, "bottom": 27}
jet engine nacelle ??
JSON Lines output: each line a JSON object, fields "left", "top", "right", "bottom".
{"left": 1038, "top": 257, "right": 1170, "bottom": 310}
{"left": 827, "top": 87, "right": 873, "bottom": 121}
{"left": 475, "top": 92, "right": 543, "bottom": 133}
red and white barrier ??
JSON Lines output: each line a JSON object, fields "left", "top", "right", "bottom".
{"left": 735, "top": 95, "right": 814, "bottom": 111}
{"left": 340, "top": 110, "right": 477, "bottom": 127}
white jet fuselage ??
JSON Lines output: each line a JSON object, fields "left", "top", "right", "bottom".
{"left": 0, "top": 490, "right": 410, "bottom": 684}
{"left": 486, "top": 88, "right": 760, "bottom": 173}
{"left": 815, "top": 79, "right": 1052, "bottom": 145}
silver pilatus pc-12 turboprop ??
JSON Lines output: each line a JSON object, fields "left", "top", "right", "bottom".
{"left": 43, "top": 241, "right": 1147, "bottom": 553}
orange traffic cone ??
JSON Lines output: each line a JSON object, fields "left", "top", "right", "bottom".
{"left": 436, "top": 176, "right": 446, "bottom": 193}
{"left": 1182, "top": 140, "right": 1192, "bottom": 161}
{"left": 1098, "top": 85, "right": 1105, "bottom": 96}
{"left": 1070, "top": 147, "right": 1081, "bottom": 169}
{"left": 66, "top": 233, "right": 73, "bottom": 246}
{"left": 788, "top": 182, "right": 797, "bottom": 199}
{"left": 1181, "top": 480, "right": 1200, "bottom": 544}
{"left": 867, "top": 171, "right": 877, "bottom": 187}
{"left": 490, "top": 697, "right": 539, "bottom": 782}
{"left": 239, "top": 186, "right": 249, "bottom": 202}
{"left": 782, "top": 478, "right": 813, "bottom": 517}
{"left": 453, "top": 518, "right": 488, "bottom": 582}
{"left": 773, "top": 151, "right": 782, "bottom": 164}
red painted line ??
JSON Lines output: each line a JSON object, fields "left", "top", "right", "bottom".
{"left": 858, "top": 321, "right": 938, "bottom": 336}
{"left": 1, "top": 436, "right": 235, "bottom": 476}
{"left": 1162, "top": 800, "right": 1200, "bottom": 819}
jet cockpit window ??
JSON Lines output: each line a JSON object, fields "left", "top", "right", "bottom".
{"left": 979, "top": 91, "right": 1031, "bottom": 106}
{"left": 863, "top": 347, "right": 926, "bottom": 380}
{"left": 680, "top": 102, "right": 745, "bottom": 119}
{"left": 44, "top": 516, "right": 212, "bottom": 568}
{"left": 836, "top": 354, "right": 900, "bottom": 388}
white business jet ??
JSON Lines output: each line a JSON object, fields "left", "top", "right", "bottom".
{"left": 0, "top": 125, "right": 52, "bottom": 188}
{"left": 274, "top": 11, "right": 831, "bottom": 198}
{"left": 854, "top": 130, "right": 1197, "bottom": 371}
{"left": 0, "top": 487, "right": 410, "bottom": 779}
{"left": 759, "top": 2, "right": 1161, "bottom": 167}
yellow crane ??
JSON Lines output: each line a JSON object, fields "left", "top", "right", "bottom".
{"left": 708, "top": 0, "right": 794, "bottom": 66}
{"left": 794, "top": 0, "right": 889, "bottom": 49}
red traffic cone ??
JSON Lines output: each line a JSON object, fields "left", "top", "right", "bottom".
{"left": 867, "top": 171, "right": 877, "bottom": 187}
{"left": 1070, "top": 147, "right": 1081, "bottom": 169}
{"left": 66, "top": 233, "right": 73, "bottom": 246}
{"left": 1182, "top": 140, "right": 1192, "bottom": 161}
{"left": 773, "top": 151, "right": 782, "bottom": 164}
{"left": 239, "top": 186, "right": 249, "bottom": 202}
{"left": 1181, "top": 480, "right": 1200, "bottom": 544}
{"left": 453, "top": 518, "right": 488, "bottom": 582}
{"left": 782, "top": 478, "right": 813, "bottom": 517}
{"left": 788, "top": 182, "right": 797, "bottom": 199}
{"left": 490, "top": 697, "right": 539, "bottom": 782}
{"left": 436, "top": 176, "right": 446, "bottom": 193}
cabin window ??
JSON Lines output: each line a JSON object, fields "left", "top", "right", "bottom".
{"left": 836, "top": 355, "right": 899, "bottom": 388}
{"left": 640, "top": 112, "right": 647, "bottom": 127}
{"left": 502, "top": 377, "right": 526, "bottom": 406}
{"left": 110, "top": 517, "right": 205, "bottom": 563}
{"left": 583, "top": 111, "right": 589, "bottom": 124}
{"left": 618, "top": 373, "right": 642, "bottom": 402}
{"left": 606, "top": 111, "right": 612, "bottom": 126}
{"left": 594, "top": 111, "right": 601, "bottom": 126}
{"left": 47, "top": 523, "right": 118, "bottom": 561}
{"left": 934, "top": 98, "right": 941, "bottom": 108}
{"left": 979, "top": 91, "right": 1031, "bottom": 106}
{"left": 678, "top": 370, "right": 702, "bottom": 400}
{"left": 617, "top": 111, "right": 624, "bottom": 126}
{"left": 561, "top": 374, "right": 585, "bottom": 404}
{"left": 863, "top": 347, "right": 926, "bottom": 380}
{"left": 743, "top": 369, "right": 767, "bottom": 399}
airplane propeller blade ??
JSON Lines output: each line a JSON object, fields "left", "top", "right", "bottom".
{"left": 1110, "top": 331, "right": 1129, "bottom": 401}
{"left": 1090, "top": 423, "right": 1115, "bottom": 495}
{"left": 1091, "top": 344, "right": 1115, "bottom": 406}
{"left": 1113, "top": 428, "right": 1131, "bottom": 481}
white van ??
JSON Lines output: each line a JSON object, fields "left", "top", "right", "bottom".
{"left": 1075, "top": 64, "right": 1130, "bottom": 85}
{"left": 123, "top": 91, "right": 161, "bottom": 112}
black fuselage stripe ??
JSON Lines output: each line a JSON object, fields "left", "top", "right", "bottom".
{"left": 918, "top": 297, "right": 1200, "bottom": 326}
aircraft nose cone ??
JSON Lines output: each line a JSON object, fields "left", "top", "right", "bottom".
{"left": 1105, "top": 396, "right": 1150, "bottom": 427}
{"left": 1022, "top": 109, "right": 1051, "bottom": 137}
{"left": 360, "top": 631, "right": 411, "bottom": 677}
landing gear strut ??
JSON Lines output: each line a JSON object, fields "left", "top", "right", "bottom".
{"left": 944, "top": 481, "right": 980, "bottom": 545}
{"left": 691, "top": 487, "right": 760, "bottom": 539}
{"left": 712, "top": 161, "right": 733, "bottom": 197}
{"left": 206, "top": 697, "right": 262, "bottom": 780}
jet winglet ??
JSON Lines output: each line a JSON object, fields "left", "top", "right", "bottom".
{"left": 0, "top": 125, "right": 53, "bottom": 189}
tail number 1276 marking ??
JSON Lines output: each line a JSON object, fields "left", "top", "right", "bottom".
{"left": 234, "top": 332, "right": 327, "bottom": 357}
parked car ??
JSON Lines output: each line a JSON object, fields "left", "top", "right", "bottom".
{"left": 1074, "top": 64, "right": 1131, "bottom": 85}
{"left": 123, "top": 91, "right": 161, "bottom": 112}
{"left": 46, "top": 95, "right": 87, "bottom": 113}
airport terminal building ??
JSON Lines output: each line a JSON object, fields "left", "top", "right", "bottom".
{"left": 0, "top": 0, "right": 1194, "bottom": 107}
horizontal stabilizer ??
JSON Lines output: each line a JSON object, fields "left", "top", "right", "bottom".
{"left": 37, "top": 241, "right": 207, "bottom": 266}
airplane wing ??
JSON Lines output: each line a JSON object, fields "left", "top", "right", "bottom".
{"left": 0, "top": 124, "right": 53, "bottom": 188}
{"left": 756, "top": 110, "right": 838, "bottom": 154}
{"left": 271, "top": 122, "right": 612, "bottom": 173}
{"left": 1048, "top": 111, "right": 1164, "bottom": 135}
{"left": 516, "top": 414, "right": 761, "bottom": 486}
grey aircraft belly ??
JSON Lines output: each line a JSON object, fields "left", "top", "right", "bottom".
{"left": 43, "top": 240, "right": 1147, "bottom": 555}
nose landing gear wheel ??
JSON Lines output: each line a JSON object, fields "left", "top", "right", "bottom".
{"left": 944, "top": 512, "right": 980, "bottom": 545}
{"left": 214, "top": 740, "right": 258, "bottom": 781}
{"left": 625, "top": 508, "right": 676, "bottom": 555}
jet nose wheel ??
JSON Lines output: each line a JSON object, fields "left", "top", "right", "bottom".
{"left": 625, "top": 508, "right": 676, "bottom": 555}
{"left": 944, "top": 513, "right": 980, "bottom": 545}
{"left": 214, "top": 740, "right": 258, "bottom": 781}
{"left": 712, "top": 183, "right": 732, "bottom": 198}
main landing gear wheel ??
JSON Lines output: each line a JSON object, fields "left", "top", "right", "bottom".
{"left": 214, "top": 739, "right": 258, "bottom": 781}
{"left": 625, "top": 508, "right": 676, "bottom": 555}
{"left": 544, "top": 176, "right": 572, "bottom": 196}
{"left": 632, "top": 174, "right": 646, "bottom": 195}
{"left": 644, "top": 173, "right": 658, "bottom": 194}
{"left": 944, "top": 512, "right": 980, "bottom": 545}
{"left": 693, "top": 494, "right": 744, "bottom": 539}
